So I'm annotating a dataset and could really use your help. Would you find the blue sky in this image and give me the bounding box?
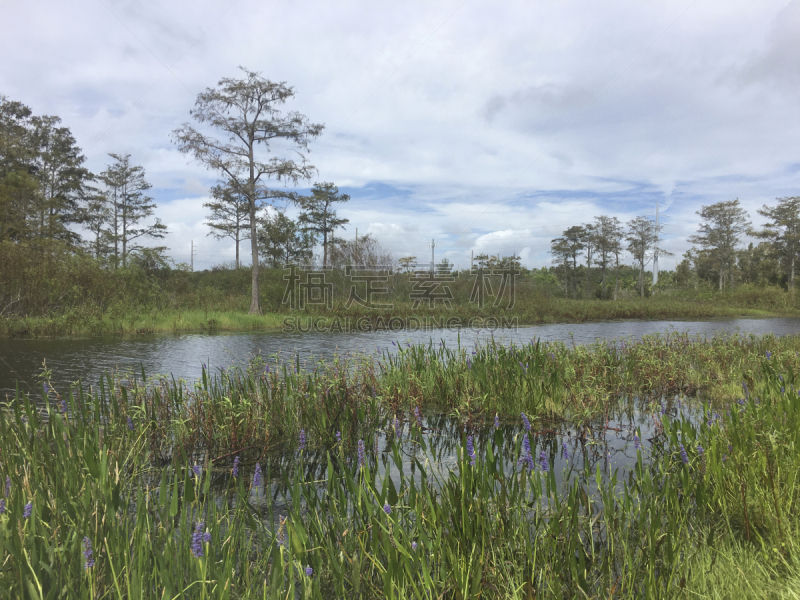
[2,0,800,270]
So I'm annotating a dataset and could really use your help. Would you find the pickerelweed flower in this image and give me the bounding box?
[660,401,666,415]
[561,441,569,460]
[0,500,5,514]
[192,464,201,478]
[539,450,549,472]
[299,429,306,450]
[60,399,67,414]
[413,406,422,428]
[82,537,95,569]
[265,364,270,374]
[4,476,9,497]
[521,413,532,432]
[466,358,472,370]
[23,502,31,518]
[191,521,209,558]
[766,350,772,359]
[335,431,341,443]
[43,383,48,394]
[394,417,402,438]
[252,462,263,489]
[494,414,500,428]
[679,444,689,465]
[383,503,392,515]
[305,566,313,576]
[634,434,641,451]
[127,416,134,431]
[358,440,365,468]
[466,436,476,466]
[232,456,240,478]
[518,434,534,472]
[411,542,418,551]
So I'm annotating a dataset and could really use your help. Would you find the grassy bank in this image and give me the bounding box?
[1,293,795,338]
[2,335,800,597]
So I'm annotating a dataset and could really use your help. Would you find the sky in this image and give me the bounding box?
[2,0,800,271]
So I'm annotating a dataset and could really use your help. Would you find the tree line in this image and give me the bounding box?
[550,197,800,299]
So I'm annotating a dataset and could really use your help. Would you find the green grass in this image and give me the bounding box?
[2,336,800,597]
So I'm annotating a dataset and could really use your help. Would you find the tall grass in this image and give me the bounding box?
[2,337,800,597]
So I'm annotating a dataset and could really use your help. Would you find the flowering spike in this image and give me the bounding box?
[299,429,306,450]
[358,440,365,468]
[679,443,689,465]
[232,456,240,478]
[466,436,476,466]
[252,462,262,489]
[539,450,549,472]
[521,413,532,432]
[383,503,391,515]
[23,502,31,518]
[83,537,95,569]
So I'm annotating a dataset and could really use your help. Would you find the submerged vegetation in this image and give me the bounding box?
[2,333,800,597]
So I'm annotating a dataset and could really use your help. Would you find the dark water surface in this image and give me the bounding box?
[2,317,799,396]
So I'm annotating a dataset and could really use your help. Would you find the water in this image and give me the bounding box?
[2,317,798,396]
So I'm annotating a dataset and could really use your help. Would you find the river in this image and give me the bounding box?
[2,317,799,396]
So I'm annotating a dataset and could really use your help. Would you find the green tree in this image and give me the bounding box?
[172,67,324,314]
[99,154,167,268]
[549,237,572,295]
[204,180,251,269]
[297,182,349,267]
[689,199,750,291]
[398,256,416,273]
[258,210,314,268]
[29,115,91,244]
[753,196,800,292]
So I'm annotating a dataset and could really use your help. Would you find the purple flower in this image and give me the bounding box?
[518,434,534,472]
[766,351,771,359]
[561,441,569,460]
[23,502,31,518]
[83,537,95,569]
[299,429,306,450]
[394,417,402,438]
[679,444,689,465]
[539,450,549,472]
[191,521,207,558]
[391,340,396,346]
[127,416,134,431]
[43,383,49,394]
[466,358,472,370]
[252,462,262,488]
[232,456,240,478]
[411,541,418,551]
[4,476,9,497]
[335,431,341,443]
[60,399,67,414]
[413,406,422,428]
[383,503,391,515]
[305,566,313,577]
[521,413,531,432]
[494,414,500,428]
[0,500,4,514]
[265,364,270,374]
[358,440,365,468]
[466,436,476,466]
[192,464,201,478]
[660,401,665,416]
[634,434,641,451]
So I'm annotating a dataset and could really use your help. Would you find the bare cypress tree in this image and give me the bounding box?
[204,180,251,269]
[593,215,623,299]
[172,68,323,314]
[626,215,669,298]
[297,182,349,267]
[99,153,167,268]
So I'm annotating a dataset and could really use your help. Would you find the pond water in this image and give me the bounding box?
[2,317,799,396]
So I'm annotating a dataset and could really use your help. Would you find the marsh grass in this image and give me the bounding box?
[1,335,800,597]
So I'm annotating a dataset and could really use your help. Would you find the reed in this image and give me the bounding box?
[1,336,800,597]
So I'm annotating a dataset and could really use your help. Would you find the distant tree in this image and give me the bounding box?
[581,223,597,298]
[172,68,324,314]
[99,153,167,268]
[296,182,349,267]
[204,180,251,269]
[753,196,800,292]
[593,215,623,299]
[549,237,572,295]
[0,95,35,179]
[562,225,586,298]
[398,256,416,273]
[626,216,661,298]
[0,171,37,242]
[29,115,91,244]
[689,199,750,291]
[78,184,112,259]
[257,210,314,268]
